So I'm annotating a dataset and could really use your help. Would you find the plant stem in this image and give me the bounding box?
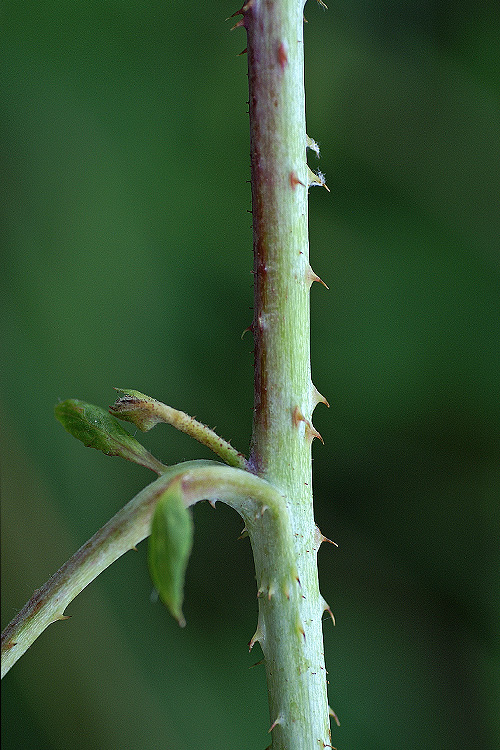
[0,461,291,679]
[240,0,332,746]
[2,5,334,746]
[109,389,248,469]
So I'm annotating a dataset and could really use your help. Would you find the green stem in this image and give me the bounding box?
[0,460,292,679]
[2,5,335,747]
[239,0,332,746]
[109,388,248,470]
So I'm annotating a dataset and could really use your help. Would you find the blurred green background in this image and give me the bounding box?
[2,1,499,748]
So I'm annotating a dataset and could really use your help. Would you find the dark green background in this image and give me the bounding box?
[2,1,499,748]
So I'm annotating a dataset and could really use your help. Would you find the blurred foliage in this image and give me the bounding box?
[1,1,499,748]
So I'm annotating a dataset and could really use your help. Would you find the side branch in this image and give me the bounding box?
[1,460,290,678]
[110,389,248,470]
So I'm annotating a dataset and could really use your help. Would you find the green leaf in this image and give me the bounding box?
[54,399,167,474]
[148,479,194,626]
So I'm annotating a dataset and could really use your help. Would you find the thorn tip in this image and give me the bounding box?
[307,166,330,191]
[312,384,330,408]
[268,714,284,733]
[322,598,336,626]
[329,706,341,726]
[306,264,329,289]
[306,134,321,157]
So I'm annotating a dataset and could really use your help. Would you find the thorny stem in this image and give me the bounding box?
[1,2,335,747]
[0,461,292,679]
[236,0,333,747]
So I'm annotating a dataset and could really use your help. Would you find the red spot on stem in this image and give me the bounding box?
[278,41,288,71]
[290,171,306,190]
